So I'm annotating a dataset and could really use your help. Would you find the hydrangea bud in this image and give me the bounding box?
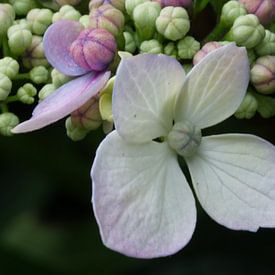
[79,15,90,28]
[27,8,53,35]
[140,39,163,53]
[152,0,192,8]
[177,36,200,59]
[247,49,256,65]
[193,41,222,65]
[71,97,102,131]
[22,35,48,69]
[156,6,190,41]
[14,19,31,30]
[0,57,19,80]
[65,117,89,141]
[30,66,49,84]
[17,83,37,104]
[55,0,81,6]
[123,32,137,53]
[10,0,37,16]
[250,55,275,94]
[239,0,274,25]
[228,14,265,48]
[133,2,161,41]
[0,73,12,101]
[0,4,15,38]
[220,0,247,28]
[235,92,258,119]
[51,69,72,88]
[125,0,150,17]
[70,28,117,72]
[52,5,81,22]
[0,112,19,136]
[255,30,275,56]
[89,4,125,37]
[38,84,56,101]
[164,42,177,58]
[89,0,125,12]
[7,25,32,55]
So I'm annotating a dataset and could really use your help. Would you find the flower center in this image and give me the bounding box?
[167,121,201,157]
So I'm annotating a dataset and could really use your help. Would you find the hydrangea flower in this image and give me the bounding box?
[91,44,275,258]
[12,20,111,133]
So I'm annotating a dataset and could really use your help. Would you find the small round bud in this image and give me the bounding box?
[250,55,275,94]
[79,15,90,28]
[30,66,49,84]
[70,28,117,72]
[239,0,274,25]
[133,2,161,41]
[167,121,202,157]
[7,25,32,55]
[164,42,177,58]
[55,0,81,6]
[156,6,190,41]
[89,5,125,37]
[193,41,222,65]
[152,0,192,8]
[11,0,37,16]
[13,19,32,30]
[38,84,56,101]
[230,14,265,48]
[235,92,258,119]
[71,97,102,131]
[125,0,150,17]
[0,112,19,136]
[65,117,89,141]
[27,8,53,35]
[0,4,15,38]
[99,93,113,122]
[255,30,275,56]
[220,0,247,28]
[17,83,37,104]
[51,69,72,88]
[52,5,81,22]
[0,57,19,79]
[123,31,137,53]
[0,73,12,101]
[140,39,163,53]
[22,35,48,69]
[89,0,125,12]
[177,36,200,59]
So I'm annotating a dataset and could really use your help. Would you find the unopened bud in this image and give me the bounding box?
[38,84,56,101]
[11,0,38,16]
[255,30,275,56]
[89,0,125,12]
[51,69,72,88]
[164,42,177,58]
[193,41,222,65]
[65,117,89,141]
[0,4,15,38]
[177,36,200,59]
[0,112,19,136]
[125,0,149,17]
[52,5,81,22]
[0,57,19,79]
[123,32,136,53]
[30,66,49,84]
[235,92,258,119]
[17,83,37,104]
[0,73,12,101]
[140,39,163,53]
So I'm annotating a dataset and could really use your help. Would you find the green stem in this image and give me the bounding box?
[0,103,8,113]
[223,29,234,41]
[2,36,11,57]
[6,95,19,103]
[203,21,228,43]
[14,73,30,80]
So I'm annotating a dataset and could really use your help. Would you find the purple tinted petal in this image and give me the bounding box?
[12,71,110,133]
[43,20,90,76]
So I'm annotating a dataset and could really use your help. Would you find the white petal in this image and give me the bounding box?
[175,43,249,129]
[186,134,275,231]
[91,131,196,258]
[113,54,185,144]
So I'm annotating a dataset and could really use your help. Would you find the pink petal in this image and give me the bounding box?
[12,71,110,133]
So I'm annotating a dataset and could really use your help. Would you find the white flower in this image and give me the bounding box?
[91,43,275,259]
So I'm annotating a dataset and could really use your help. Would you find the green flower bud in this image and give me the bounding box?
[89,0,125,12]
[0,112,19,136]
[255,30,275,56]
[27,8,53,35]
[79,15,90,28]
[125,0,149,17]
[140,39,163,54]
[133,2,161,41]
[30,66,49,84]
[220,0,247,28]
[235,92,258,119]
[51,69,72,88]
[65,117,89,141]
[17,83,37,104]
[0,73,12,101]
[253,91,275,118]
[13,19,31,30]
[10,0,38,16]
[7,25,32,55]
[89,5,125,37]
[123,31,136,53]
[247,49,256,65]
[177,36,200,59]
[0,4,15,38]
[22,35,49,69]
[99,93,113,122]
[0,57,19,79]
[52,5,81,22]
[250,55,275,94]
[164,42,177,58]
[38,84,56,101]
[228,14,265,48]
[193,41,222,65]
[100,76,115,96]
[156,6,190,41]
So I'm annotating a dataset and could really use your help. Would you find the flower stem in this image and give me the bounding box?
[6,95,19,103]
[14,73,30,80]
[0,103,8,113]
[203,21,228,43]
